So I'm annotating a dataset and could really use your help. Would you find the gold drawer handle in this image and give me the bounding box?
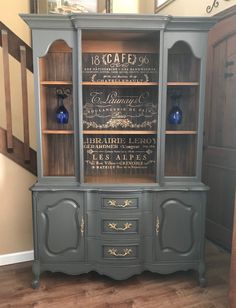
[108,248,132,257]
[107,199,133,208]
[81,218,84,237]
[108,222,132,231]
[156,216,160,235]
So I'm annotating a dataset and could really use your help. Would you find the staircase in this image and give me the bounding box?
[0,21,36,175]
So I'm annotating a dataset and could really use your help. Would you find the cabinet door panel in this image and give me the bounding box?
[161,199,194,253]
[154,192,205,261]
[36,192,84,262]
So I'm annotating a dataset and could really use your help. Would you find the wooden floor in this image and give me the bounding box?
[0,242,231,308]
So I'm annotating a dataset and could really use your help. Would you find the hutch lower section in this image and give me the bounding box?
[31,188,207,288]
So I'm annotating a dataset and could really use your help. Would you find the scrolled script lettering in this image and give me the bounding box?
[206,0,231,13]
[83,89,157,129]
[89,91,150,107]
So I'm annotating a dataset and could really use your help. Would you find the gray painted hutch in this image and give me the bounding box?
[21,13,216,288]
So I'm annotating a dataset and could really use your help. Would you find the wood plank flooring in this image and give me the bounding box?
[0,241,230,308]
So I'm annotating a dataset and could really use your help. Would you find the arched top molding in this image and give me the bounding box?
[33,29,74,58]
[165,32,208,59]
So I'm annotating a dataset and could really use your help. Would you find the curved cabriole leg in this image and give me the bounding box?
[198,261,207,288]
[32,260,41,289]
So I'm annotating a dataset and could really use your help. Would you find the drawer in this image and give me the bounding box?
[87,212,152,237]
[102,219,139,235]
[103,244,139,260]
[86,192,143,211]
[87,239,143,263]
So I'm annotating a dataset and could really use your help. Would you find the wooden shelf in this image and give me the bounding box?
[165,130,197,135]
[42,130,74,135]
[83,130,196,135]
[83,130,156,135]
[85,174,156,184]
[82,82,158,86]
[167,82,199,86]
[41,130,196,138]
[40,81,72,85]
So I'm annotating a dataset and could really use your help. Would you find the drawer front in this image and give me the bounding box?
[87,212,153,237]
[103,244,139,260]
[102,196,139,209]
[102,219,139,234]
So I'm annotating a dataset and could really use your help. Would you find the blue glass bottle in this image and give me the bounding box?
[168,93,183,125]
[56,104,69,124]
[56,89,69,124]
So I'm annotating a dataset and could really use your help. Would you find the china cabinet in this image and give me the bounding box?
[21,13,216,288]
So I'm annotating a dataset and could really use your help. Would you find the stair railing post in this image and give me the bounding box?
[20,45,30,162]
[1,29,13,151]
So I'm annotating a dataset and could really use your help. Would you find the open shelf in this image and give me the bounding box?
[39,40,75,177]
[82,82,159,86]
[83,130,156,135]
[83,130,196,135]
[84,174,156,184]
[165,134,197,176]
[165,130,197,135]
[167,82,199,86]
[42,130,74,135]
[40,81,73,85]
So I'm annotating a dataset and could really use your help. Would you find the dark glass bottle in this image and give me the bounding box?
[168,93,183,125]
[56,89,69,124]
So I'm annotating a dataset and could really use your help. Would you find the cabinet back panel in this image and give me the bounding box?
[44,87,74,130]
[166,86,199,131]
[44,53,72,81]
[82,40,159,53]
[165,135,196,176]
[168,42,200,82]
[43,134,75,176]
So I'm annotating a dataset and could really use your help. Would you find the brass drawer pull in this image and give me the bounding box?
[107,199,133,208]
[81,218,84,236]
[108,248,132,257]
[108,222,132,231]
[156,216,160,235]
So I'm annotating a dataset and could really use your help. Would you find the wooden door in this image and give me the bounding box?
[203,8,236,250]
[229,190,236,307]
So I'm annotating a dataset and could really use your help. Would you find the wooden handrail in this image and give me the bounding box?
[0,21,33,73]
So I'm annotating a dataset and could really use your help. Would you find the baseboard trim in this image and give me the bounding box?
[0,250,34,266]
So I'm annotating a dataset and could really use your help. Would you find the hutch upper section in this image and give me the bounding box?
[21,14,216,187]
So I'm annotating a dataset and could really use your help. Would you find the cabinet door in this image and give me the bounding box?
[153,192,205,261]
[35,192,84,262]
[162,32,208,182]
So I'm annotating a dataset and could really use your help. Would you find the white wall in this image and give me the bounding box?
[0,0,36,256]
[0,154,35,254]
[113,0,155,13]
[155,0,235,16]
